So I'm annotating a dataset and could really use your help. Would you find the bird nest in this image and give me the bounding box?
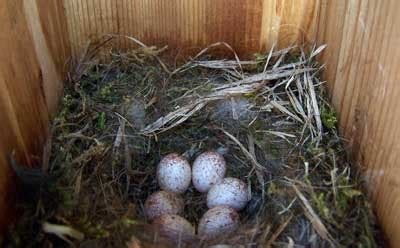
[3,37,385,247]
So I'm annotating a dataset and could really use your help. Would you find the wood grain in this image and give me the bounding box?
[318,0,400,245]
[0,0,69,232]
[63,0,320,58]
[24,0,70,114]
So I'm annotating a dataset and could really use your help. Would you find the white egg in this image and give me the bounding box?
[198,206,239,239]
[207,177,250,210]
[153,214,195,242]
[144,191,184,220]
[157,153,191,194]
[192,151,226,192]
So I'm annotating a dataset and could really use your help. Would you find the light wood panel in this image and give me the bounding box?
[317,0,400,246]
[63,0,320,58]
[0,0,69,232]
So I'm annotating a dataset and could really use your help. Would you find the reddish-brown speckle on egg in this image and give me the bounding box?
[157,153,191,194]
[192,151,227,193]
[144,191,184,220]
[198,206,239,239]
[153,214,196,242]
[207,177,250,210]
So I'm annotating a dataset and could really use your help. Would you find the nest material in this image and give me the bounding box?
[3,38,385,248]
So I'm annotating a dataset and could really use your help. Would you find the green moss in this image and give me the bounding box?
[56,94,74,122]
[321,105,338,129]
[97,112,106,130]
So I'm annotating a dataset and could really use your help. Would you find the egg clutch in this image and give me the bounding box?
[144,151,251,241]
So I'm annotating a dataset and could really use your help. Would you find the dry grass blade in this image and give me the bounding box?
[42,222,84,242]
[286,87,307,120]
[248,134,265,197]
[140,82,266,135]
[270,101,303,123]
[262,43,275,73]
[193,60,257,69]
[140,101,207,135]
[172,42,244,75]
[109,34,170,74]
[215,68,314,90]
[305,72,323,143]
[258,130,296,143]
[113,118,125,150]
[292,185,336,247]
[265,215,293,247]
[255,45,297,60]
[309,44,327,60]
[219,129,265,190]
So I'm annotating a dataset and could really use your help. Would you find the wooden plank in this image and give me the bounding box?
[23,0,66,114]
[317,0,400,246]
[0,0,47,231]
[0,0,69,232]
[276,0,320,48]
[62,0,320,58]
[316,0,347,95]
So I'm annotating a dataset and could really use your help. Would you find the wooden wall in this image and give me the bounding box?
[317,0,400,245]
[0,0,69,232]
[1,0,400,246]
[63,0,320,57]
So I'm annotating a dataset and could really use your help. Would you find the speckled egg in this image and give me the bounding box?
[198,206,239,239]
[157,153,191,194]
[153,214,196,242]
[207,177,250,210]
[192,151,227,193]
[144,191,184,220]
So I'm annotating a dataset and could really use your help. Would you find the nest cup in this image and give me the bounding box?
[4,38,385,248]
